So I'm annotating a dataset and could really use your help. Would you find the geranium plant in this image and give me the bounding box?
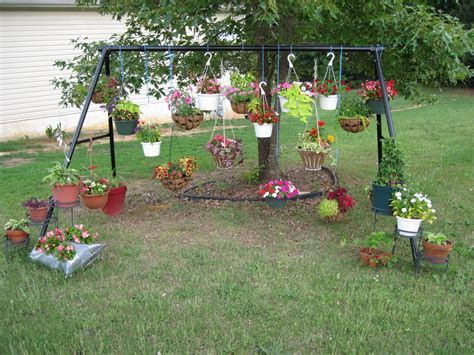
[315,79,350,96]
[166,88,202,116]
[135,121,161,143]
[80,176,110,196]
[327,188,355,213]
[195,77,222,94]
[248,97,279,125]
[206,134,243,168]
[391,187,436,223]
[296,121,335,154]
[258,180,299,199]
[64,224,99,245]
[154,157,198,180]
[358,80,398,101]
[35,228,76,261]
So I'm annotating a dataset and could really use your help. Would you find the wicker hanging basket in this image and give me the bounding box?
[230,101,250,114]
[297,149,327,171]
[160,176,189,192]
[211,151,238,169]
[91,91,104,104]
[339,117,370,133]
[172,113,204,131]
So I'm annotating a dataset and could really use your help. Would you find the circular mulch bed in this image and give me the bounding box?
[181,166,337,202]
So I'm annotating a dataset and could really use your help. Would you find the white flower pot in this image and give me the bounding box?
[396,216,422,237]
[278,96,289,113]
[197,93,220,111]
[253,123,273,138]
[319,94,339,111]
[141,141,161,157]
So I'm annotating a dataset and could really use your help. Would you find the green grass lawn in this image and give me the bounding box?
[0,88,473,353]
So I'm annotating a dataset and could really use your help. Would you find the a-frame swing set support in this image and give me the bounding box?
[40,44,396,237]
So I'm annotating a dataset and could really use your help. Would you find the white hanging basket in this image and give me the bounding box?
[278,96,289,113]
[141,142,161,157]
[319,94,339,111]
[197,93,220,111]
[253,123,273,138]
[396,216,422,237]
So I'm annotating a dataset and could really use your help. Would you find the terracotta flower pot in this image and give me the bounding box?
[323,212,345,223]
[82,193,109,209]
[5,229,28,244]
[422,240,452,264]
[359,248,372,266]
[172,113,204,130]
[297,149,327,171]
[339,117,370,133]
[230,101,250,114]
[160,176,189,192]
[28,206,49,223]
[52,183,80,207]
[102,185,127,216]
[369,251,393,268]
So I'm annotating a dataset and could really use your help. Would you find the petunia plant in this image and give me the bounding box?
[390,186,436,222]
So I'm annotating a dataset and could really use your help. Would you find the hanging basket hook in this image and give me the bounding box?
[287,53,296,69]
[327,52,335,67]
[259,81,267,96]
[204,52,212,67]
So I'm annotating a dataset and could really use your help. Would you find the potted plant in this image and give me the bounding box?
[371,138,405,215]
[223,72,256,114]
[43,162,81,207]
[195,77,222,111]
[422,232,452,264]
[337,95,371,133]
[315,79,350,111]
[166,88,204,130]
[111,100,140,135]
[359,231,395,268]
[91,76,120,105]
[206,134,243,169]
[296,121,335,171]
[154,156,198,192]
[258,179,299,209]
[319,188,355,222]
[80,175,110,210]
[22,197,49,223]
[391,187,436,237]
[271,81,293,113]
[4,218,30,244]
[278,82,314,123]
[248,97,279,138]
[135,121,162,157]
[102,175,127,217]
[358,80,397,114]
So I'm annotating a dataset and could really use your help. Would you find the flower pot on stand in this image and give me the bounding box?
[172,113,204,130]
[254,123,273,138]
[396,216,422,237]
[113,120,138,136]
[5,230,29,244]
[372,184,394,216]
[278,96,289,113]
[367,99,386,115]
[230,101,249,114]
[265,198,287,209]
[297,149,326,171]
[27,206,49,223]
[82,193,109,210]
[422,240,452,263]
[141,142,161,157]
[197,94,220,111]
[319,95,339,110]
[102,185,127,216]
[52,183,80,207]
[339,118,370,133]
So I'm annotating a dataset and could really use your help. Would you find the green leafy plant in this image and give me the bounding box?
[4,218,30,233]
[111,100,140,121]
[45,125,54,140]
[223,72,256,103]
[338,95,371,122]
[424,232,450,245]
[280,83,313,123]
[361,231,397,267]
[243,167,260,185]
[109,175,126,188]
[42,162,80,186]
[135,122,161,143]
[373,138,406,187]
[318,199,339,218]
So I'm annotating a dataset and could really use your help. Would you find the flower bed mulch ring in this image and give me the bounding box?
[181,167,337,202]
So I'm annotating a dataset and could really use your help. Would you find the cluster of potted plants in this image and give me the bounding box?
[258,179,299,209]
[359,231,396,268]
[318,187,355,223]
[296,121,335,171]
[206,134,243,169]
[154,156,198,191]
[338,95,371,133]
[195,76,222,112]
[166,88,204,130]
[358,79,398,114]
[135,120,162,157]
[222,72,256,114]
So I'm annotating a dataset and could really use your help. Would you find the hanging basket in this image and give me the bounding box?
[114,120,138,136]
[297,149,327,171]
[82,193,109,210]
[339,117,371,133]
[319,94,339,111]
[211,151,238,169]
[141,142,161,157]
[197,94,220,111]
[172,113,204,130]
[367,99,386,115]
[91,91,104,104]
[230,101,250,114]
[278,96,289,113]
[253,123,273,138]
[160,176,189,192]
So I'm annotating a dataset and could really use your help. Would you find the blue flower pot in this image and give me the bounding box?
[113,119,138,136]
[265,198,288,209]
[367,99,387,115]
[372,183,394,216]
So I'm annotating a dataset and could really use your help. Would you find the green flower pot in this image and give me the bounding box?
[372,183,394,216]
[265,198,288,209]
[114,119,138,136]
[367,99,387,115]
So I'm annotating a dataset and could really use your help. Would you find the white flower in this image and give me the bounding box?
[432,209,436,213]
[263,192,269,198]
[403,187,407,191]
[272,193,277,198]
[395,192,402,200]
[411,198,416,203]
[427,202,432,208]
[402,208,407,213]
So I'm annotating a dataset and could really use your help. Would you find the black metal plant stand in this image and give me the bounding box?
[392,226,423,272]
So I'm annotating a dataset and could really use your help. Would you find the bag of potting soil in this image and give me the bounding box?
[29,243,105,278]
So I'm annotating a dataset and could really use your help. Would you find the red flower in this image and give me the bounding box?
[89,165,97,170]
[318,120,325,128]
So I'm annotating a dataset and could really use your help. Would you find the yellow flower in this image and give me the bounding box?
[327,134,335,143]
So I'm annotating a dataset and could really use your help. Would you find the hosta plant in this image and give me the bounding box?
[43,162,80,186]
[4,218,30,233]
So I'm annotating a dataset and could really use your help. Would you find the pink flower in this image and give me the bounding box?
[73,236,80,243]
[57,245,64,252]
[82,231,89,238]
[185,96,192,105]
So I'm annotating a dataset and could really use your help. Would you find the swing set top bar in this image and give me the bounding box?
[100,44,383,53]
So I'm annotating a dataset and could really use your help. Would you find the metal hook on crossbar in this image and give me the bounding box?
[327,52,335,67]
[287,53,296,69]
[204,52,212,66]
[259,81,267,96]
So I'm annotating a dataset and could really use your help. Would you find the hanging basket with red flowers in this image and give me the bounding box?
[358,80,398,115]
[248,97,279,138]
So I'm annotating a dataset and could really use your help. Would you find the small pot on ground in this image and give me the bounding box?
[359,248,372,266]
[265,198,288,209]
[422,233,452,263]
[172,113,204,130]
[102,185,127,216]
[23,198,49,223]
[4,218,30,245]
[323,212,345,223]
[5,230,28,244]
